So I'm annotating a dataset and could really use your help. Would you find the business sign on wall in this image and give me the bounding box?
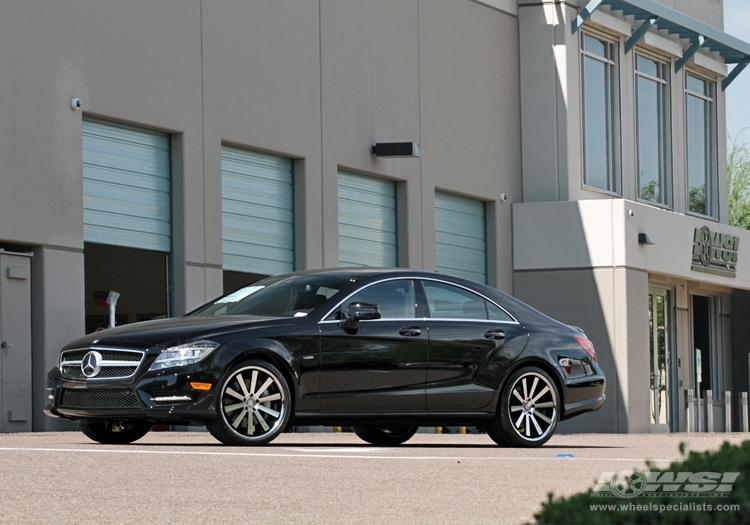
[691,226,739,278]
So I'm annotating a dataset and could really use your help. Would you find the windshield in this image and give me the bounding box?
[189,274,357,317]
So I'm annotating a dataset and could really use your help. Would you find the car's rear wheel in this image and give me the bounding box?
[352,425,419,446]
[488,366,560,447]
[207,360,291,446]
[77,420,151,444]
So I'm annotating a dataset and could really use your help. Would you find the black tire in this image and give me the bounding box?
[207,360,291,446]
[352,425,419,446]
[488,366,560,447]
[77,421,151,444]
[485,424,510,447]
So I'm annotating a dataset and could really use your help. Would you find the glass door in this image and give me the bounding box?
[649,287,673,432]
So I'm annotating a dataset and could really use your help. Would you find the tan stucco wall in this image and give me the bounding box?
[0,0,522,429]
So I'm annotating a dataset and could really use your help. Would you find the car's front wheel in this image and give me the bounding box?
[352,425,419,446]
[207,360,291,446]
[488,366,560,447]
[77,420,151,444]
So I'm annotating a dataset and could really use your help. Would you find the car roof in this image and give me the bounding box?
[287,267,438,279]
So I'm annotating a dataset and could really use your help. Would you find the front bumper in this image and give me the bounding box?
[44,365,219,425]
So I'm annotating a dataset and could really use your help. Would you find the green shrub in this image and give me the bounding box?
[532,440,750,524]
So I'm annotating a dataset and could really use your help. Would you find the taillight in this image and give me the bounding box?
[574,335,597,361]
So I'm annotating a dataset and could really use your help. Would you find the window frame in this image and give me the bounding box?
[684,72,718,219]
[322,278,419,322]
[580,30,622,195]
[635,52,672,208]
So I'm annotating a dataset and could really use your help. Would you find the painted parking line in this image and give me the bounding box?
[283,447,391,453]
[0,446,675,464]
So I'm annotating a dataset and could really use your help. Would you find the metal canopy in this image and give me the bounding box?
[572,0,750,89]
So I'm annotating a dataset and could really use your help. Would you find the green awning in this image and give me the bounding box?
[573,0,750,89]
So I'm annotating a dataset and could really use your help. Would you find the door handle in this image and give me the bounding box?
[399,326,422,337]
[484,329,505,340]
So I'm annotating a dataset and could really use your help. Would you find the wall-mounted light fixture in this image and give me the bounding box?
[638,233,654,245]
[371,142,420,158]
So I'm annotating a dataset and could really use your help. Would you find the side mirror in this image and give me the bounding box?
[341,302,381,333]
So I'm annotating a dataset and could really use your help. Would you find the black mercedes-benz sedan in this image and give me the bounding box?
[45,268,605,447]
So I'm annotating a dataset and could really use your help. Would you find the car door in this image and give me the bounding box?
[421,279,528,411]
[317,278,427,413]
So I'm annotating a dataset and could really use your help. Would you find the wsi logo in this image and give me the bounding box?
[592,471,740,498]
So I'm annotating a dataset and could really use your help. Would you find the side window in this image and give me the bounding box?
[487,302,513,322]
[329,279,416,320]
[423,281,512,322]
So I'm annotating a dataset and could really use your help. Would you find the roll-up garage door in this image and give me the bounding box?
[82,118,171,252]
[338,171,397,267]
[221,146,294,275]
[435,191,487,283]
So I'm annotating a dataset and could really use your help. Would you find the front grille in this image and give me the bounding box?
[60,347,146,380]
[60,388,141,409]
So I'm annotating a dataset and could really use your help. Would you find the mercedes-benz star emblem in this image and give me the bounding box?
[81,350,103,378]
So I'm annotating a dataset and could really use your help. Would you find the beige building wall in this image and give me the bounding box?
[0,0,521,429]
[513,199,750,431]
[515,0,745,432]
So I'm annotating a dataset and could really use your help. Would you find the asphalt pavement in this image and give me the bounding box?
[0,430,746,524]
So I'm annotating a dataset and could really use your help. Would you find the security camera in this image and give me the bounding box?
[71,98,82,110]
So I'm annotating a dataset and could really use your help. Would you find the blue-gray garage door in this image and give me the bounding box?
[338,171,397,267]
[221,146,294,275]
[82,118,171,252]
[435,191,487,283]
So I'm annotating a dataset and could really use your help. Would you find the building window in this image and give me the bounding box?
[636,54,671,206]
[581,32,620,194]
[685,74,717,217]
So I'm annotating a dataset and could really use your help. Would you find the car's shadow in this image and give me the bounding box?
[79,439,625,450]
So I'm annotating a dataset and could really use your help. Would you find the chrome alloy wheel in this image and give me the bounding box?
[507,370,558,442]
[208,361,291,445]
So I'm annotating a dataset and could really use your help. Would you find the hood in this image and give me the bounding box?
[63,314,288,350]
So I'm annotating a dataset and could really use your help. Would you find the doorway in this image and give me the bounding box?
[84,243,169,332]
[648,286,674,432]
[691,294,719,402]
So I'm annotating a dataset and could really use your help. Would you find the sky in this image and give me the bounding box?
[723,0,750,145]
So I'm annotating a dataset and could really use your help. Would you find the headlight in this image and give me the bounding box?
[149,340,220,371]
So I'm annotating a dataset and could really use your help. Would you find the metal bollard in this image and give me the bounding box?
[686,389,694,432]
[706,390,713,433]
[725,391,732,433]
[743,392,749,433]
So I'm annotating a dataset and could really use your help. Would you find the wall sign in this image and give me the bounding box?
[691,226,739,277]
